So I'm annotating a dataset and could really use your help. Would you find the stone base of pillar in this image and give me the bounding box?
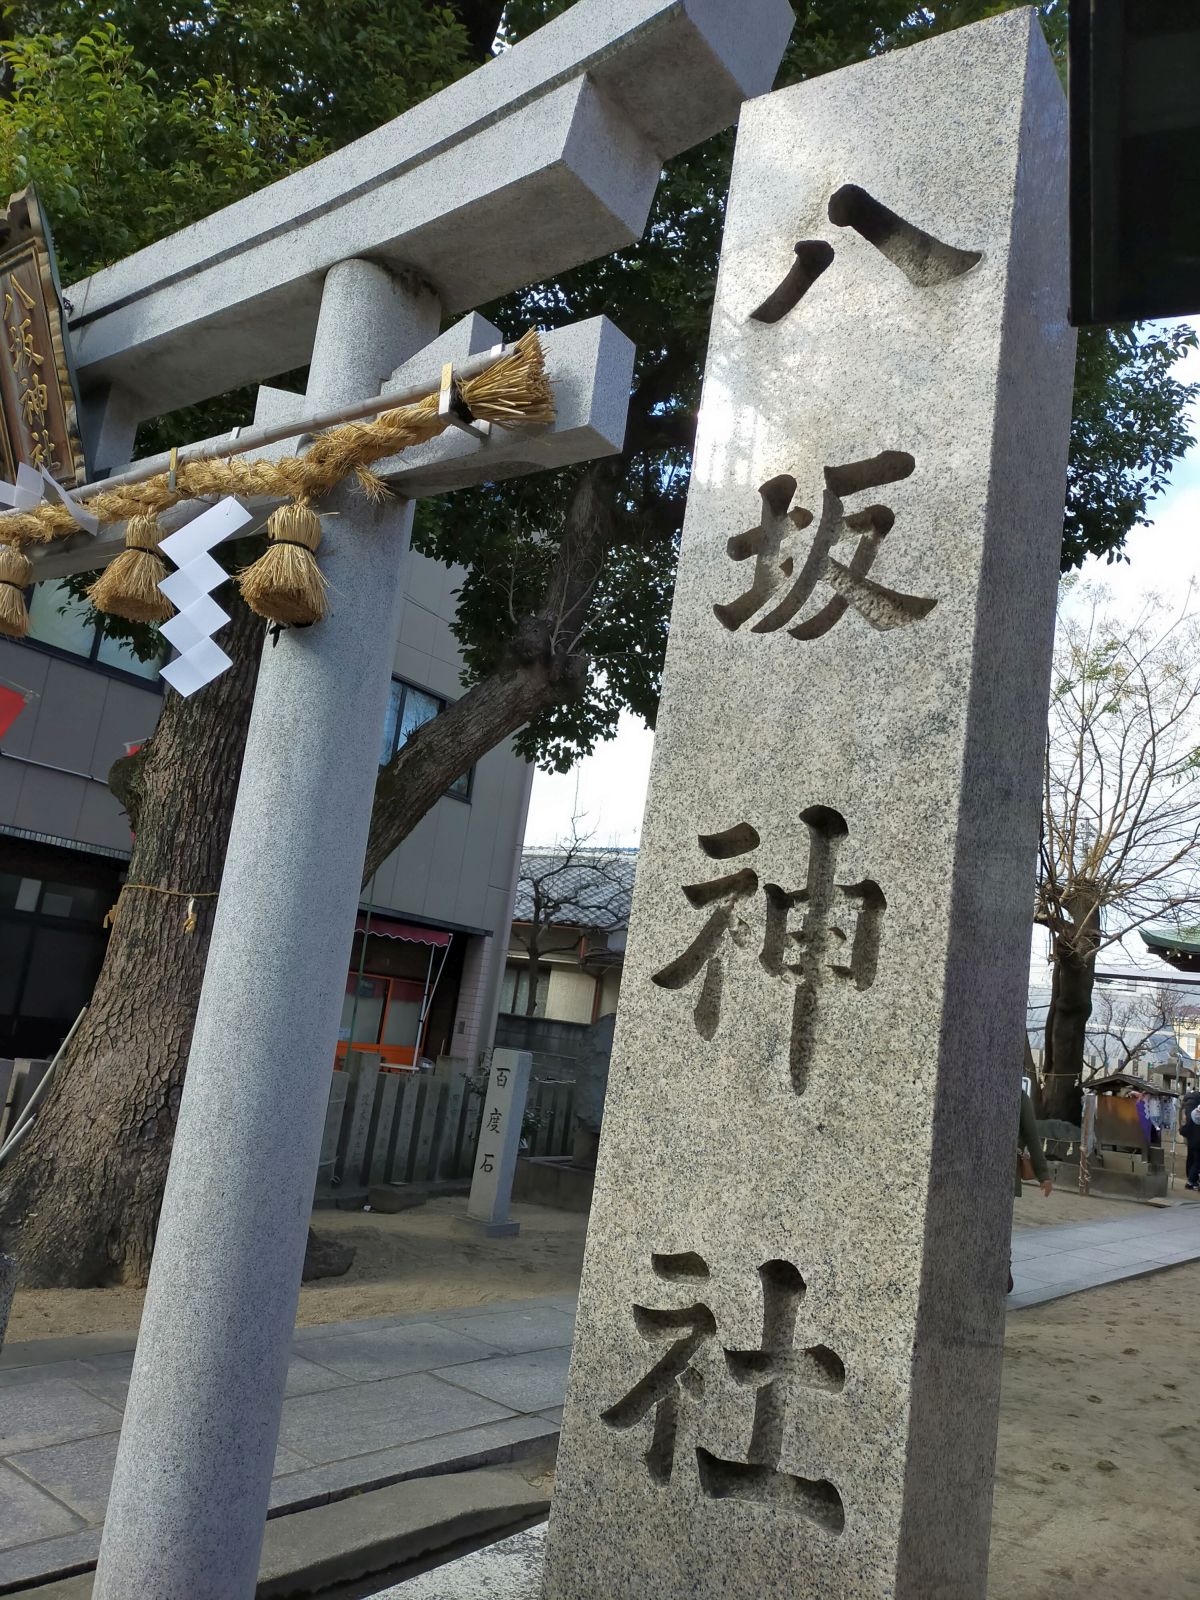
[455,1215,521,1239]
[386,1522,546,1598]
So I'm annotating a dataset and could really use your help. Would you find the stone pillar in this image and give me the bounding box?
[78,380,141,474]
[463,1048,531,1237]
[452,753,536,1069]
[93,260,439,1600]
[543,15,1074,1600]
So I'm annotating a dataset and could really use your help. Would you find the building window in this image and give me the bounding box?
[500,962,548,1017]
[25,579,165,684]
[0,855,120,1058]
[379,677,472,801]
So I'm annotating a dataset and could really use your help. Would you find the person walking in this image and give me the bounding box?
[1009,1044,1053,1294]
[1017,1087,1053,1202]
[1181,1088,1200,1192]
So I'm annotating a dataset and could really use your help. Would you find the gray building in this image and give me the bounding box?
[1027,975,1198,1093]
[0,554,532,1069]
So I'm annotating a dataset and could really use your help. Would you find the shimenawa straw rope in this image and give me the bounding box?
[0,332,553,549]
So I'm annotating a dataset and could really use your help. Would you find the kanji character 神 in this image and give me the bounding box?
[652,813,885,1092]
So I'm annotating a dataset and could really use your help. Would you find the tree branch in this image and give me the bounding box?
[441,0,506,60]
[362,460,621,882]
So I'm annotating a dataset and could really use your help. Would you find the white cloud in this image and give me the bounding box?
[523,710,655,848]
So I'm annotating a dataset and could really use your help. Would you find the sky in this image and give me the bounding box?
[1046,329,1200,983]
[526,325,1200,878]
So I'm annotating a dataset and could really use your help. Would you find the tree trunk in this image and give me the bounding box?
[362,463,614,880]
[0,462,617,1286]
[364,656,570,881]
[0,596,264,1286]
[525,936,542,1017]
[1041,905,1101,1124]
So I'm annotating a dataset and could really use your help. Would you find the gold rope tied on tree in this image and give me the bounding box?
[0,331,554,553]
[0,541,31,638]
[239,502,327,626]
[103,881,219,934]
[85,514,174,623]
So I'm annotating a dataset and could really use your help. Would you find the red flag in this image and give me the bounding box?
[0,683,27,739]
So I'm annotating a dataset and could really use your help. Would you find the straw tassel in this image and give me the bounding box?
[457,329,553,425]
[0,542,31,638]
[86,514,174,623]
[238,502,327,627]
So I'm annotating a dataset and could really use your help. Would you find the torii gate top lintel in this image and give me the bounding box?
[67,0,793,421]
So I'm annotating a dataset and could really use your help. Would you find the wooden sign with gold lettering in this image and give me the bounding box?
[0,188,86,487]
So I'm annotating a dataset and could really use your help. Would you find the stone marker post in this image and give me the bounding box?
[543,14,1075,1600]
[464,1048,532,1237]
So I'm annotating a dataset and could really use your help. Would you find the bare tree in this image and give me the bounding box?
[511,814,632,1017]
[1083,984,1188,1076]
[1038,587,1200,1119]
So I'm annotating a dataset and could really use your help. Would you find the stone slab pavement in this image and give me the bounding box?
[0,1296,574,1593]
[5,1208,1200,1595]
[1008,1202,1200,1309]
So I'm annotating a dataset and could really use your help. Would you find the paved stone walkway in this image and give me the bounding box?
[0,1297,573,1592]
[5,1207,1200,1594]
[1008,1204,1200,1309]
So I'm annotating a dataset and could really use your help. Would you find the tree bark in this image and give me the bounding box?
[0,460,619,1286]
[524,935,542,1017]
[0,597,264,1286]
[1041,901,1101,1124]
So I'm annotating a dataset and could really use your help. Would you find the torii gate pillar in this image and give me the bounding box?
[92,262,438,1600]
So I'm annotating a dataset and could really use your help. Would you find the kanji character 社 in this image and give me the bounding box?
[602,1252,846,1531]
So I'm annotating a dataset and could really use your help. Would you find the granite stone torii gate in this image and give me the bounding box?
[20,4,793,1597]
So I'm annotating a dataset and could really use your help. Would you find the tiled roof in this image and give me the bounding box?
[513,846,637,929]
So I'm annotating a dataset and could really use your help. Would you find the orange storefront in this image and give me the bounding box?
[335,913,457,1072]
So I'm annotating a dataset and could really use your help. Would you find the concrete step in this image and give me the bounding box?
[18,1467,550,1600]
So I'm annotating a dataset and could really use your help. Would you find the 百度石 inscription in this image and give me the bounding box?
[602,1252,846,1532]
[651,811,885,1092]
